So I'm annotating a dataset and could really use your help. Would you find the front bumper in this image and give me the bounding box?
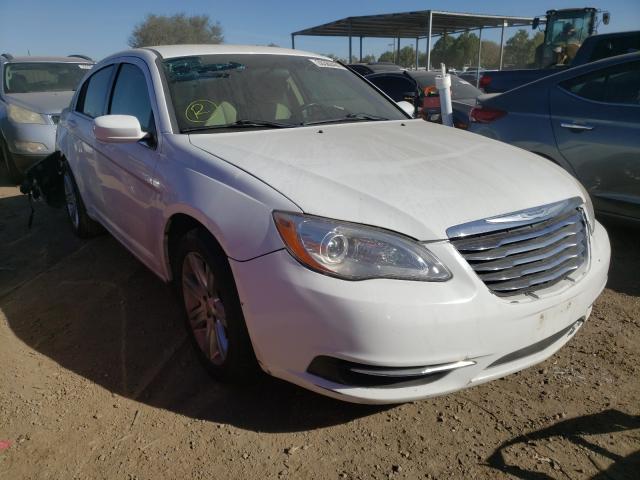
[231,222,610,404]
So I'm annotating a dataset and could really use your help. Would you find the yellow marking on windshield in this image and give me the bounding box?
[185,100,217,123]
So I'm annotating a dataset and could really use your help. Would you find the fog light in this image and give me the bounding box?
[14,141,48,154]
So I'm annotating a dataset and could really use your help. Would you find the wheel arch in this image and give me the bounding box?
[163,209,226,283]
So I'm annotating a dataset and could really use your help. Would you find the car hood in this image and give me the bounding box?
[5,91,74,114]
[189,120,583,240]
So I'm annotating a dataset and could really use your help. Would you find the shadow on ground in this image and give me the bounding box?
[1,167,638,434]
[0,176,389,433]
[487,409,640,479]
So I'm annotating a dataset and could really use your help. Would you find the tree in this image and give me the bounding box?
[361,54,376,63]
[128,13,223,48]
[503,29,544,68]
[378,50,395,63]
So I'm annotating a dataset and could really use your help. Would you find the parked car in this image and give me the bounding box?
[53,45,609,404]
[0,53,93,182]
[469,52,640,224]
[366,70,482,128]
[347,62,403,76]
[458,67,487,86]
[480,30,640,93]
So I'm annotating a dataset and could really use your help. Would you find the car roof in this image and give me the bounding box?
[2,56,93,63]
[141,44,329,60]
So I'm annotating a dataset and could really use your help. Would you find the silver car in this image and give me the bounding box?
[468,52,640,224]
[0,54,93,182]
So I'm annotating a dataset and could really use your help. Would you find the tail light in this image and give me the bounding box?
[479,75,492,90]
[470,105,507,123]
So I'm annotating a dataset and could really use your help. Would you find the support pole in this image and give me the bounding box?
[499,21,507,70]
[395,37,400,64]
[426,11,433,70]
[415,37,419,70]
[348,21,352,63]
[476,28,483,88]
[291,34,295,49]
[359,36,363,62]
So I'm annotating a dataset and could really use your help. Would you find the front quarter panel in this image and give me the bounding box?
[155,134,299,278]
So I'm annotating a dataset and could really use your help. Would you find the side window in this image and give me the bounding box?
[604,65,640,105]
[76,65,114,118]
[560,61,640,105]
[109,63,155,134]
[368,76,416,102]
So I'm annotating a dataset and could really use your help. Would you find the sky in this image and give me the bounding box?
[1,1,638,61]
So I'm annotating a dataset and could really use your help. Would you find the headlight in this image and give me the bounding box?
[274,211,452,281]
[7,104,47,124]
[575,181,595,234]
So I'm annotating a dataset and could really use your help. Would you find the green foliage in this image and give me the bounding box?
[375,47,425,68]
[429,32,502,69]
[378,51,395,63]
[128,13,223,48]
[503,29,544,68]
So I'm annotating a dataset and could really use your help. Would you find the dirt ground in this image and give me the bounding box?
[1,175,638,480]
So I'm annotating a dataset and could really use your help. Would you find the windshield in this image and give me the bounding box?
[162,54,407,133]
[3,62,92,94]
[546,11,593,46]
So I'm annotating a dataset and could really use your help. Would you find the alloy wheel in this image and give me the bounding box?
[63,172,79,230]
[181,252,229,365]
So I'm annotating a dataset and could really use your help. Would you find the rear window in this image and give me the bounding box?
[3,62,92,94]
[560,61,640,105]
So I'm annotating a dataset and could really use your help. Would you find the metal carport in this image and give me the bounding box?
[291,10,537,75]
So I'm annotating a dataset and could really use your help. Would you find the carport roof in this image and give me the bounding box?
[292,10,536,38]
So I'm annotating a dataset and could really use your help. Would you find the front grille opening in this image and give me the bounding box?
[307,356,474,388]
[449,200,589,297]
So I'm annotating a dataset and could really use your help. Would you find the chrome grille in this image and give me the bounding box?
[447,197,589,296]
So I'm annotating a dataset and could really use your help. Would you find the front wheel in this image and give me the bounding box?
[174,229,258,382]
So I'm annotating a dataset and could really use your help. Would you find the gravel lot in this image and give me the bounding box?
[1,176,638,479]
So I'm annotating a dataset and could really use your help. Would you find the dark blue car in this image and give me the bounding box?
[469,52,640,224]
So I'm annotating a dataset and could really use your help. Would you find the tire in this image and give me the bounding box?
[174,229,258,382]
[0,136,22,185]
[62,162,102,238]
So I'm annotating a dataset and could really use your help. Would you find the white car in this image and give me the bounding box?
[56,45,610,404]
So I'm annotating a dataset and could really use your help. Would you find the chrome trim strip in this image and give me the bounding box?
[452,215,581,252]
[473,240,584,272]
[446,197,583,239]
[349,360,476,378]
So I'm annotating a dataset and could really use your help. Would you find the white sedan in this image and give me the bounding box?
[56,45,610,404]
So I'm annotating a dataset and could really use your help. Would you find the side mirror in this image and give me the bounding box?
[532,17,540,30]
[93,115,146,143]
[396,101,415,117]
[602,12,610,25]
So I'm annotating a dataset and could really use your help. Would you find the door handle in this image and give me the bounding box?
[560,122,593,131]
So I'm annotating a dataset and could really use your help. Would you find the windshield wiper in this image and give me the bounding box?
[303,113,390,126]
[183,119,295,133]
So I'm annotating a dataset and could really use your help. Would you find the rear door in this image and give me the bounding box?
[550,59,640,220]
[66,64,116,215]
